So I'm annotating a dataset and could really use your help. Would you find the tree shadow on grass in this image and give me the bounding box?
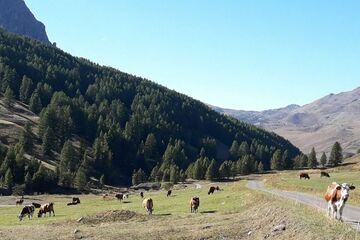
[156,213,172,216]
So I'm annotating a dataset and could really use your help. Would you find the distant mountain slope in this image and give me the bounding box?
[0,0,50,44]
[213,88,360,155]
[0,29,300,185]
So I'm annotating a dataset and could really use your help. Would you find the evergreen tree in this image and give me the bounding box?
[239,141,250,157]
[320,152,327,167]
[19,76,33,103]
[24,171,32,188]
[19,122,33,152]
[4,87,14,107]
[219,161,231,179]
[258,162,264,173]
[329,142,343,166]
[4,168,13,190]
[300,154,308,168]
[308,147,318,168]
[29,91,42,114]
[75,166,88,191]
[229,140,239,159]
[205,159,217,181]
[149,165,159,182]
[42,127,56,155]
[169,165,179,184]
[271,149,283,170]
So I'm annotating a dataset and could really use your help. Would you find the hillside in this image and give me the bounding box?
[0,0,50,44]
[0,29,300,190]
[213,88,360,155]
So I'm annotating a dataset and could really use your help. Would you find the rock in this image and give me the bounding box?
[272,224,286,232]
[247,230,253,236]
[77,217,84,223]
[0,0,50,44]
[131,182,161,190]
[74,229,80,234]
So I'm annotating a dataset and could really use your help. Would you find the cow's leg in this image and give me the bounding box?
[327,202,331,217]
[339,205,344,222]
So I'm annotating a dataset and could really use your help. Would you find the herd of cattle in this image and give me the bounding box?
[15,174,356,222]
[16,186,222,221]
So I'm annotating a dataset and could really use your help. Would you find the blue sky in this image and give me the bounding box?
[26,0,360,111]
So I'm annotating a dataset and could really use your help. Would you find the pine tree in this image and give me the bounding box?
[24,171,32,189]
[19,122,33,152]
[4,168,13,190]
[42,127,56,155]
[308,147,318,168]
[205,159,217,181]
[320,152,327,167]
[149,165,159,182]
[29,91,42,114]
[4,87,14,107]
[169,165,179,184]
[258,162,264,173]
[329,142,343,166]
[19,76,33,103]
[75,166,88,191]
[229,140,239,159]
[271,150,283,170]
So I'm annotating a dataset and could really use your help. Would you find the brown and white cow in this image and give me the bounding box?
[38,202,55,217]
[115,193,123,201]
[299,173,310,180]
[142,198,153,215]
[32,202,41,208]
[18,205,35,221]
[190,197,200,213]
[167,190,172,197]
[324,182,355,221]
[208,186,216,195]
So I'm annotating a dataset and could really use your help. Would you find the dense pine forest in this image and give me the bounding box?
[0,29,301,193]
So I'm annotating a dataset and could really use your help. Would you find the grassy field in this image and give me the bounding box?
[0,181,358,240]
[263,155,360,206]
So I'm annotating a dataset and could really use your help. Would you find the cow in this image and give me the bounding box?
[142,198,153,215]
[15,199,24,205]
[167,190,172,197]
[32,202,41,208]
[115,193,123,201]
[299,173,310,180]
[208,186,216,195]
[140,192,144,198]
[102,193,108,200]
[325,182,355,221]
[190,197,200,213]
[18,205,35,221]
[38,202,55,217]
[215,186,220,191]
[72,197,81,204]
[320,171,330,178]
[123,193,129,199]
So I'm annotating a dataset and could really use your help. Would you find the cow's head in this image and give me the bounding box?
[340,183,356,202]
[18,214,24,221]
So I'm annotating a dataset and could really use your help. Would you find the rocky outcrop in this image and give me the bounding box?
[0,0,50,43]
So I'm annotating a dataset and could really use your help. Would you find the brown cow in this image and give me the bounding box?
[190,197,200,213]
[18,205,35,221]
[38,202,55,217]
[102,193,108,200]
[325,182,355,221]
[115,193,123,201]
[142,198,153,215]
[15,199,24,205]
[208,186,216,195]
[32,202,41,208]
[72,197,81,204]
[299,173,310,180]
[167,190,172,197]
[215,186,220,191]
[320,171,330,178]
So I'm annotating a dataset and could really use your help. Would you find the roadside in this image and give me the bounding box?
[247,180,360,230]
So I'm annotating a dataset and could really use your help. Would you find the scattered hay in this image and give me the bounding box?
[80,210,146,224]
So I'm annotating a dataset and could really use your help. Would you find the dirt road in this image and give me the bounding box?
[247,180,360,229]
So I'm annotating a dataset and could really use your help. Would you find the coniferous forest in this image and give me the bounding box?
[0,29,301,192]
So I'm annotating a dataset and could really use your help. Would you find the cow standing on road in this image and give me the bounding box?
[325,182,355,221]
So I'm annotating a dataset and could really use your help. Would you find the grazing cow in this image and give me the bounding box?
[208,186,216,195]
[102,193,108,200]
[140,192,144,198]
[122,193,129,199]
[320,171,330,178]
[142,198,153,215]
[15,199,24,205]
[190,197,200,213]
[115,193,123,201]
[72,197,81,204]
[18,205,35,221]
[32,202,41,208]
[38,202,55,217]
[299,173,310,180]
[325,182,355,221]
[167,190,172,197]
[215,186,220,191]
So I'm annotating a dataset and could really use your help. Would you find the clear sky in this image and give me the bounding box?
[25,0,360,111]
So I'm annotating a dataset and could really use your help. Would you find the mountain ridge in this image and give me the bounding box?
[0,0,50,44]
[212,87,360,155]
